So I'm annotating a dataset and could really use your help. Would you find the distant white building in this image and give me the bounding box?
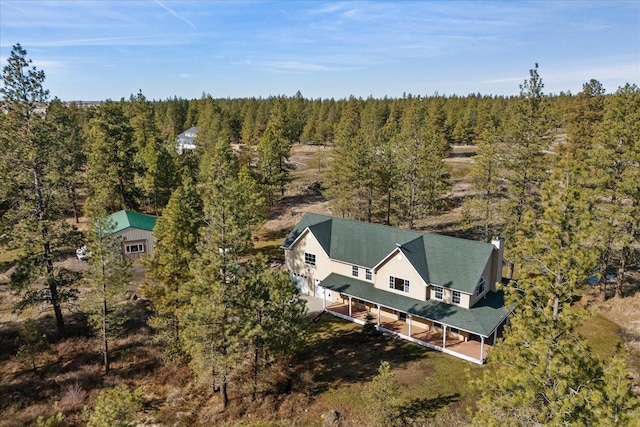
[176,126,198,153]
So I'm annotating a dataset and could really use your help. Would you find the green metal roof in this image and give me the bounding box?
[321,273,511,337]
[107,210,157,233]
[282,213,495,294]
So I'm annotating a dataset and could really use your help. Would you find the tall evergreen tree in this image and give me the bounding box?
[463,122,506,242]
[85,100,140,217]
[565,79,606,159]
[499,64,553,273]
[472,153,638,425]
[326,97,376,220]
[85,215,131,373]
[590,84,640,298]
[0,44,79,336]
[257,100,294,205]
[395,97,451,229]
[237,255,307,400]
[143,172,203,360]
[128,91,177,214]
[180,136,265,408]
[47,99,86,223]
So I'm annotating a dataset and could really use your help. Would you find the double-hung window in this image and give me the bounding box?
[434,286,443,300]
[352,266,359,277]
[452,290,461,304]
[365,269,372,280]
[304,252,316,266]
[389,276,410,293]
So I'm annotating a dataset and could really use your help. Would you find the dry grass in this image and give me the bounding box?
[0,142,637,425]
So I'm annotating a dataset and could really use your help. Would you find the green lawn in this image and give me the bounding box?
[577,312,624,359]
[299,315,486,425]
[297,308,625,426]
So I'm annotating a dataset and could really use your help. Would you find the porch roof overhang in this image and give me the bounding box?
[320,273,512,337]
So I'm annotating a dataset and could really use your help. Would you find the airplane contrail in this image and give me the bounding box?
[154,0,197,30]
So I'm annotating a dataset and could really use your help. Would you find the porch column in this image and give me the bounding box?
[348,296,352,318]
[377,305,381,326]
[322,287,326,309]
[480,336,485,361]
[493,329,497,345]
[442,325,447,349]
[408,315,412,337]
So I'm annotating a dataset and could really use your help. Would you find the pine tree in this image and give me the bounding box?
[143,172,203,360]
[85,215,131,373]
[589,84,640,298]
[47,99,86,223]
[462,122,505,242]
[88,385,143,427]
[395,97,451,229]
[85,100,140,217]
[325,97,392,222]
[472,152,638,426]
[499,64,553,273]
[237,255,307,400]
[257,100,294,205]
[128,91,177,214]
[0,44,79,336]
[565,79,606,159]
[364,361,401,427]
[180,135,265,408]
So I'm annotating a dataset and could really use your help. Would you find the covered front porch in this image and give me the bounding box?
[326,301,492,364]
[317,273,511,365]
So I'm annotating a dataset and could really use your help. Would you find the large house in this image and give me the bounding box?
[282,213,512,364]
[106,210,158,260]
[176,126,198,154]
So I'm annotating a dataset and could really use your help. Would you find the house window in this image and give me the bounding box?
[476,277,486,297]
[434,286,443,300]
[304,252,316,266]
[365,269,372,280]
[125,243,144,254]
[389,276,410,293]
[352,266,359,277]
[450,327,460,334]
[452,290,461,304]
[398,312,407,322]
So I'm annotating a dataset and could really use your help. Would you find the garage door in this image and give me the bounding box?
[290,272,308,295]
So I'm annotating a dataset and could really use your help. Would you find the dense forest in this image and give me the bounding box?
[1,43,639,425]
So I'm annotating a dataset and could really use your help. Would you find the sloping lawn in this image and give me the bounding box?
[294,314,488,426]
[295,310,626,426]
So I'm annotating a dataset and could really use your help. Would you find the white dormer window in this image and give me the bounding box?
[352,266,359,277]
[365,269,372,280]
[475,277,486,297]
[434,286,443,300]
[452,290,461,304]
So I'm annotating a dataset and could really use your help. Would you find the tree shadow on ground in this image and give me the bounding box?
[294,314,431,394]
[397,393,460,424]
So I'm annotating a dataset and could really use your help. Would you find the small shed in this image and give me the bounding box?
[107,210,158,260]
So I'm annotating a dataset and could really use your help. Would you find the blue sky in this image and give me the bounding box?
[1,1,638,101]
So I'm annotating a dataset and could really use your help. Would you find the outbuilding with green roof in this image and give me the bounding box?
[106,210,158,260]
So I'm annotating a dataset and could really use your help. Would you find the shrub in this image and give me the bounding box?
[87,384,143,427]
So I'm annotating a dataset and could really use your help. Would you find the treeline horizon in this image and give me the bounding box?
[57,85,622,148]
